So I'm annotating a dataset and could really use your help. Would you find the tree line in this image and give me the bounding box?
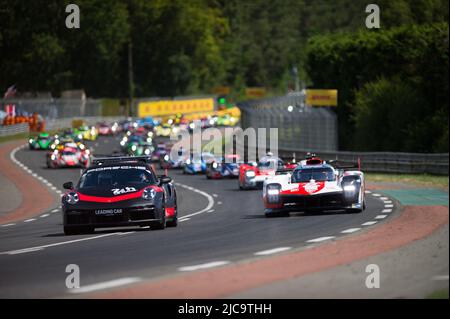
[0,0,448,151]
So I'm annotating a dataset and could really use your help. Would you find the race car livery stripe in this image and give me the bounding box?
[76,186,163,203]
[280,181,326,195]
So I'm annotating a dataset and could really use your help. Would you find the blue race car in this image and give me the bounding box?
[206,154,242,179]
[183,152,216,175]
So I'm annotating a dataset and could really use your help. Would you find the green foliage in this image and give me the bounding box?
[306,23,449,152]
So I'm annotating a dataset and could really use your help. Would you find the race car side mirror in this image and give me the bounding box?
[159,176,172,184]
[63,182,73,190]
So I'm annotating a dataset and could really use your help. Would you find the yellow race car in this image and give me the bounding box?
[77,125,98,141]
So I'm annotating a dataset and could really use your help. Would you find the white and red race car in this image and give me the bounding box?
[238,153,297,190]
[262,156,365,217]
[47,143,91,168]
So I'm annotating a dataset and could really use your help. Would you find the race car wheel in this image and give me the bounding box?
[151,210,166,230]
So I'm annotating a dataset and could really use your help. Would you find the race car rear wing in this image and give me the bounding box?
[275,167,295,175]
[328,158,361,171]
[91,155,151,166]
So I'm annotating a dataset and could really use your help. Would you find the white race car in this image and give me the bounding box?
[263,155,365,217]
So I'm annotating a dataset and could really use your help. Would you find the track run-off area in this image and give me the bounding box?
[0,135,448,298]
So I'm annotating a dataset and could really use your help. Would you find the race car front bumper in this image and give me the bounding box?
[265,192,363,214]
[63,200,165,228]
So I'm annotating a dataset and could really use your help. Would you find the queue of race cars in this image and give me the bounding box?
[27,116,366,235]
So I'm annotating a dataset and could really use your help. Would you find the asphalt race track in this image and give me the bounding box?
[0,135,392,298]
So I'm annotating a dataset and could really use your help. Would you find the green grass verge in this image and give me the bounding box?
[365,173,449,189]
[0,129,66,145]
[426,288,449,299]
[0,132,30,144]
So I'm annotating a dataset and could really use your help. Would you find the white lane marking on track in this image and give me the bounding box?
[217,201,222,205]
[24,219,36,222]
[40,214,50,218]
[306,236,335,243]
[178,261,230,272]
[0,233,119,255]
[384,204,393,208]
[207,209,215,213]
[7,247,44,255]
[362,221,378,226]
[341,228,361,234]
[372,193,381,197]
[254,247,291,256]
[432,275,449,281]
[174,183,214,219]
[179,218,190,222]
[382,209,392,213]
[213,194,218,197]
[380,197,389,200]
[51,209,59,213]
[1,223,16,227]
[375,215,387,219]
[51,186,57,190]
[117,231,135,235]
[68,277,142,294]
[364,190,371,194]
[383,200,392,204]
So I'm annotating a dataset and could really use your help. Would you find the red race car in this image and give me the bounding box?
[47,143,91,168]
[238,153,296,190]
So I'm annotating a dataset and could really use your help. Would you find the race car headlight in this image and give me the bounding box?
[266,184,281,203]
[126,131,131,136]
[131,145,137,151]
[267,188,280,196]
[245,170,256,178]
[343,185,356,192]
[148,132,153,137]
[29,138,33,144]
[54,139,60,145]
[146,137,152,143]
[79,144,85,150]
[144,149,151,155]
[66,192,79,204]
[120,140,126,146]
[142,188,156,200]
[51,144,56,150]
[212,162,218,169]
[51,154,56,160]
[85,149,90,155]
[78,134,83,139]
[164,154,169,161]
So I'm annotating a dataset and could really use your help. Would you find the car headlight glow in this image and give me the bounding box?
[147,138,152,143]
[164,154,169,161]
[51,144,56,149]
[54,139,60,144]
[144,149,150,155]
[79,144,85,150]
[29,138,33,143]
[186,159,191,165]
[267,188,280,196]
[78,134,83,139]
[131,145,137,151]
[51,154,56,160]
[343,184,356,192]
[126,131,131,136]
[142,188,156,200]
[245,170,256,178]
[120,140,125,146]
[212,162,218,169]
[66,192,79,204]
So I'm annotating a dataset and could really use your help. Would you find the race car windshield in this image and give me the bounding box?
[292,168,335,183]
[258,159,282,170]
[78,167,157,189]
[62,151,76,156]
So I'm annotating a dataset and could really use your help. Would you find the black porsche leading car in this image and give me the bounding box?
[61,156,178,235]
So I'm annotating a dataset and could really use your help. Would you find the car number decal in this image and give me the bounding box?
[111,187,137,195]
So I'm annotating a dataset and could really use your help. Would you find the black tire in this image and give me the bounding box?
[151,212,166,230]
[346,208,363,214]
[166,217,178,227]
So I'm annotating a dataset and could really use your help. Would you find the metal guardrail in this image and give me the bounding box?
[0,123,29,136]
